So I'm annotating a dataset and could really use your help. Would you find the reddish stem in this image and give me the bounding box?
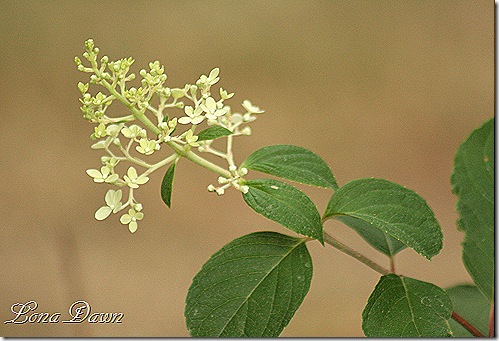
[488,303,494,337]
[451,311,485,337]
[389,257,396,273]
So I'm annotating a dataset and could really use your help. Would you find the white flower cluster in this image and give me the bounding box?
[76,39,264,233]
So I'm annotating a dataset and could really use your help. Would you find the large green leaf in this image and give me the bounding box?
[197,126,233,141]
[185,232,313,337]
[362,274,453,337]
[241,145,338,189]
[243,179,324,243]
[447,285,490,337]
[323,178,442,259]
[451,118,494,301]
[160,162,175,207]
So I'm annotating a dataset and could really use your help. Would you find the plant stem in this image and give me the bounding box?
[389,257,396,273]
[323,231,390,275]
[451,311,485,337]
[166,140,232,178]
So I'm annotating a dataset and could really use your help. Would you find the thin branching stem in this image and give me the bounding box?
[323,231,390,276]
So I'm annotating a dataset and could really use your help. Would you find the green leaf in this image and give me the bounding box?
[243,179,324,244]
[451,118,494,301]
[362,274,453,337]
[446,285,490,337]
[241,145,338,189]
[196,126,233,141]
[160,162,176,207]
[336,215,407,258]
[185,232,313,337]
[323,178,442,259]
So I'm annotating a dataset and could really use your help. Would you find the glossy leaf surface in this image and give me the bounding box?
[324,178,442,259]
[185,232,312,337]
[241,144,338,189]
[243,179,323,243]
[363,274,453,337]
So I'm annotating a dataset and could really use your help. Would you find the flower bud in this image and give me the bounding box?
[241,126,252,135]
[218,177,229,184]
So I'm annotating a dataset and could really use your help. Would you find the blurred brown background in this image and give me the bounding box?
[0,0,493,337]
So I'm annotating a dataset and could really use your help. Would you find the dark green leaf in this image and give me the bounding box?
[197,126,233,141]
[363,274,453,337]
[451,118,494,301]
[241,145,338,189]
[336,215,407,258]
[243,179,323,243]
[185,232,313,337]
[447,285,490,337]
[160,162,176,207]
[323,178,442,259]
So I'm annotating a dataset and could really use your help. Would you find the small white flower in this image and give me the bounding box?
[220,87,234,100]
[91,123,107,140]
[86,166,119,184]
[94,189,123,221]
[178,106,205,125]
[136,138,160,155]
[121,124,147,139]
[120,209,144,233]
[201,97,227,120]
[184,129,199,147]
[242,100,264,114]
[123,167,149,189]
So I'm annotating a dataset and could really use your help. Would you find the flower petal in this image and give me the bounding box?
[86,169,102,178]
[120,214,132,224]
[205,97,216,111]
[128,221,138,233]
[127,167,138,179]
[136,175,149,185]
[114,189,123,203]
[104,190,115,206]
[105,174,119,183]
[191,116,205,125]
[95,206,112,220]
[178,117,192,125]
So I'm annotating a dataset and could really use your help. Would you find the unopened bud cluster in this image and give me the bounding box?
[208,167,249,195]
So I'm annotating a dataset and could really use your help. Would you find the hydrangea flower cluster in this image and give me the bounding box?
[76,39,264,233]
